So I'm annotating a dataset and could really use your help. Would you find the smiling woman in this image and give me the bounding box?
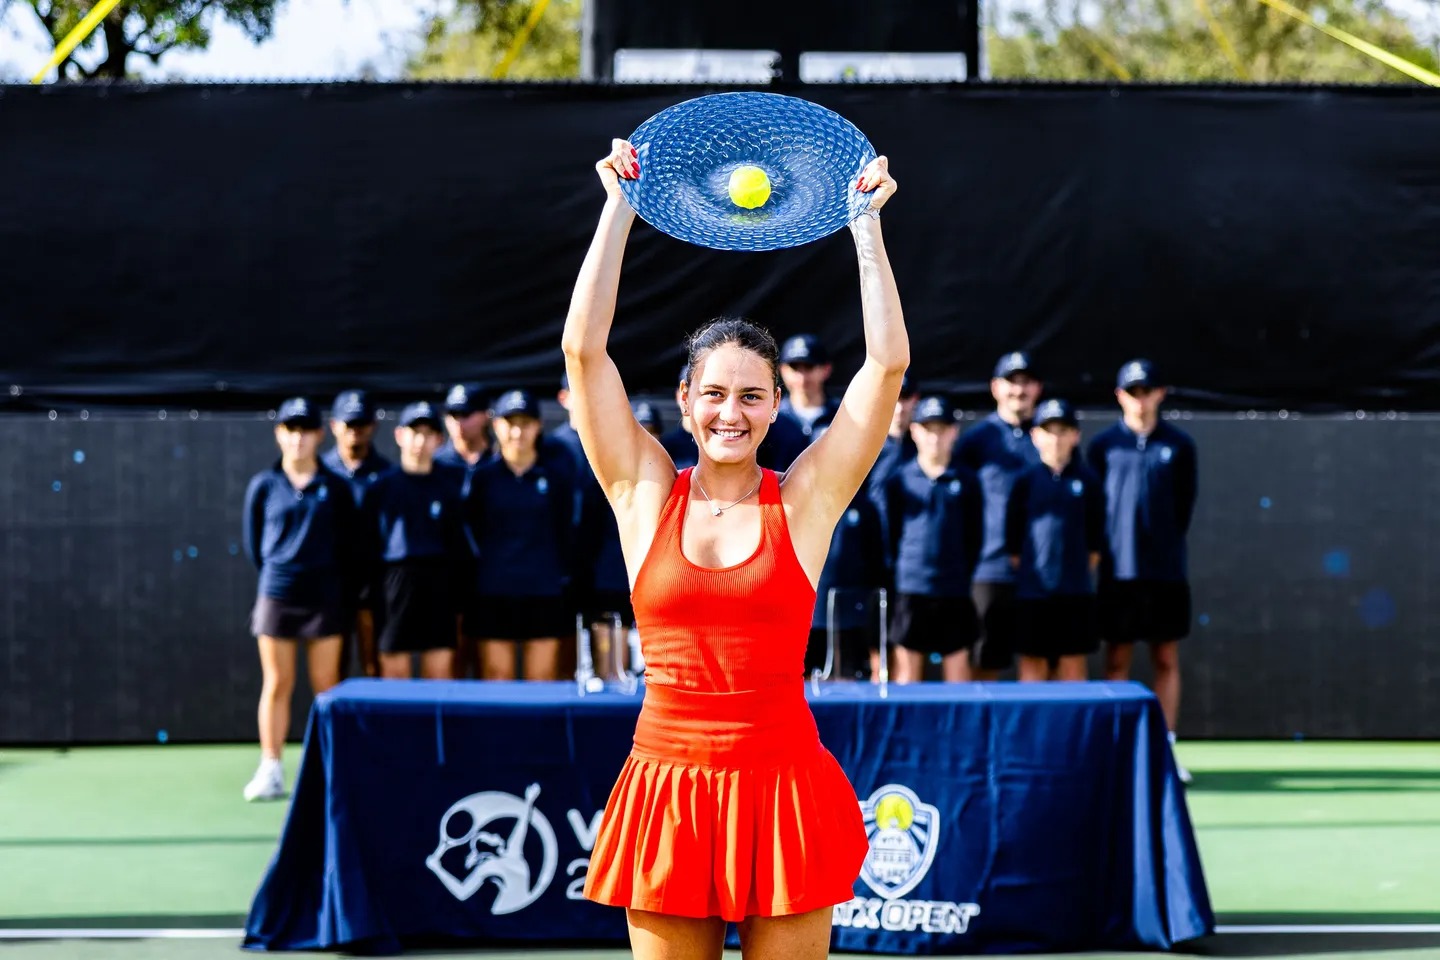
[559,136,909,960]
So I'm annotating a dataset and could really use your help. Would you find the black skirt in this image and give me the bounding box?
[251,595,344,641]
[376,559,457,654]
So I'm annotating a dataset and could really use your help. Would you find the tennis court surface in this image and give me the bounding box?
[1,741,1436,959]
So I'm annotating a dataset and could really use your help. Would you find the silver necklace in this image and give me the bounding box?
[693,470,762,517]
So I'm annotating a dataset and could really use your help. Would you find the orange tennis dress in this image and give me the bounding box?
[583,467,869,921]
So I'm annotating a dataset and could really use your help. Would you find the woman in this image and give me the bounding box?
[241,397,357,802]
[563,140,906,959]
[462,388,576,680]
[364,401,469,681]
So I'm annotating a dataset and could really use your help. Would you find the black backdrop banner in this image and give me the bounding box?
[3,82,1440,411]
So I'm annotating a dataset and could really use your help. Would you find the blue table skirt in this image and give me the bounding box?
[244,680,1213,954]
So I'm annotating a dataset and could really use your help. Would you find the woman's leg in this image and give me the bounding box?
[736,906,834,960]
[420,648,455,679]
[379,652,413,679]
[627,909,726,960]
[892,648,924,684]
[256,636,297,759]
[481,640,518,680]
[521,638,561,681]
[306,636,343,694]
[1054,654,1088,681]
[1016,654,1051,682]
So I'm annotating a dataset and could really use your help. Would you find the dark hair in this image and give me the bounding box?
[684,317,782,392]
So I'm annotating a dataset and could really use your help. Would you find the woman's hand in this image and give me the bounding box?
[855,155,897,214]
[595,139,639,203]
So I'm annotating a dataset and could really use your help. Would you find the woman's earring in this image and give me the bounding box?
[769,411,778,422]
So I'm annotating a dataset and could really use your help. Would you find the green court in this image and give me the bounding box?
[1,741,1437,958]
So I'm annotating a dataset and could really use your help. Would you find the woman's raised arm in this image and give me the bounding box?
[784,157,910,535]
[561,140,672,502]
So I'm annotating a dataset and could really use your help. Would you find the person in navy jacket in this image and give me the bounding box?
[953,350,1044,679]
[463,389,576,681]
[1005,399,1105,682]
[808,489,888,681]
[776,333,842,451]
[321,389,391,679]
[868,370,919,495]
[322,389,391,500]
[362,402,470,681]
[1087,359,1199,780]
[240,397,358,802]
[876,395,984,683]
[437,382,494,676]
[436,382,495,474]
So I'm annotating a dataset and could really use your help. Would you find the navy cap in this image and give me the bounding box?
[993,351,1035,380]
[399,401,441,429]
[1117,358,1158,391]
[912,394,958,425]
[779,334,829,366]
[444,383,487,416]
[330,389,375,425]
[276,397,321,429]
[632,400,662,430]
[1034,398,1078,428]
[491,388,540,420]
[899,370,918,397]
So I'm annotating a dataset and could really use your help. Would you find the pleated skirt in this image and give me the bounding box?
[583,682,869,921]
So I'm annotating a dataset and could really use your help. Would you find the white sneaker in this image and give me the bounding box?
[1168,732,1193,785]
[243,758,286,802]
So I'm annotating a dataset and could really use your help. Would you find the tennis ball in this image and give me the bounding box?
[874,793,915,831]
[728,165,771,210]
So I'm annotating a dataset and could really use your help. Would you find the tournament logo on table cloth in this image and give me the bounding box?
[426,783,559,914]
[858,784,939,899]
[834,783,982,936]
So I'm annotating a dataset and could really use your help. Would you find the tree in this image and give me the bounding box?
[406,0,580,80]
[7,0,283,81]
[986,0,1440,83]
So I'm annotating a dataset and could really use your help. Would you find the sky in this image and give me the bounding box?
[0,0,434,82]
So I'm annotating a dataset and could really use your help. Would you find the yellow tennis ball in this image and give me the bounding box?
[874,794,914,831]
[728,165,771,210]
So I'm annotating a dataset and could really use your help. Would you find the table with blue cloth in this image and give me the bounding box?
[244,680,1213,955]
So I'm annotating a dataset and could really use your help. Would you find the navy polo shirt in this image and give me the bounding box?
[814,493,888,630]
[579,472,629,596]
[868,432,917,493]
[954,412,1042,583]
[778,396,842,444]
[660,427,699,469]
[1086,420,1198,582]
[1004,459,1106,599]
[243,462,357,604]
[463,457,575,598]
[759,411,809,471]
[549,423,586,470]
[320,447,391,505]
[363,466,467,565]
[877,458,984,598]
[434,439,495,476]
